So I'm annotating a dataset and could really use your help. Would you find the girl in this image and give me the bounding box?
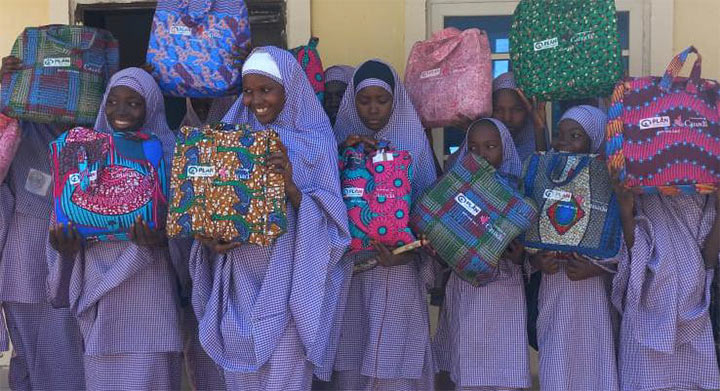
[47,68,184,390]
[189,46,350,391]
[433,118,530,391]
[530,105,621,391]
[0,55,86,390]
[179,97,236,129]
[492,72,547,160]
[611,137,720,386]
[324,65,354,126]
[332,59,438,390]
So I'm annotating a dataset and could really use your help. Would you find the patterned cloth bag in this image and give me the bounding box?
[0,114,21,183]
[509,0,623,101]
[289,37,325,104]
[606,46,720,195]
[147,0,252,97]
[410,153,537,286]
[50,127,167,241]
[340,142,415,252]
[405,27,492,128]
[167,123,287,245]
[522,152,622,258]
[1,25,119,125]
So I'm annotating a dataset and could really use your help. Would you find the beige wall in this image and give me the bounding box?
[0,0,52,55]
[673,0,720,80]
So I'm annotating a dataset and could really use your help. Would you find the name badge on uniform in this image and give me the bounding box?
[25,168,52,197]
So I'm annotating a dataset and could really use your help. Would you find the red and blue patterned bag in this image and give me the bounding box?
[606,46,720,195]
[50,127,168,242]
[289,37,325,104]
[340,142,414,252]
[1,25,119,125]
[147,0,252,97]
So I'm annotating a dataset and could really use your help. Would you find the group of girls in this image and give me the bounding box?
[0,41,718,391]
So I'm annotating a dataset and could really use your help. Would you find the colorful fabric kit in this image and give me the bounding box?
[606,46,720,195]
[167,123,287,245]
[288,37,325,104]
[522,152,622,259]
[1,25,119,125]
[147,0,252,97]
[410,153,537,286]
[509,0,623,101]
[0,114,21,183]
[405,27,492,128]
[50,127,167,241]
[340,142,415,253]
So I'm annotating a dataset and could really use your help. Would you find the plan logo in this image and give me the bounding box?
[543,189,573,202]
[342,187,364,198]
[534,37,558,51]
[187,165,216,178]
[455,193,482,216]
[639,116,671,130]
[43,58,71,67]
[420,68,442,79]
[170,24,192,36]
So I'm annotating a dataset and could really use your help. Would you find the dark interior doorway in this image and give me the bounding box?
[75,0,287,129]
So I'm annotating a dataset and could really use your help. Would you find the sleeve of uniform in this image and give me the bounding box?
[45,208,80,309]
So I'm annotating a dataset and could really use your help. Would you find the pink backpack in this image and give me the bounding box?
[289,37,325,104]
[405,28,492,128]
[0,114,20,183]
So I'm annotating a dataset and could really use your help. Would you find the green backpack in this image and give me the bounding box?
[509,0,623,101]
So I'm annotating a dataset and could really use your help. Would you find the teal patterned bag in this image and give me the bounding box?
[509,0,623,101]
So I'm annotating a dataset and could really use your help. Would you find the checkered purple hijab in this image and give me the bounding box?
[559,105,607,153]
[325,65,354,84]
[493,71,536,161]
[333,59,437,201]
[94,67,175,165]
[209,46,350,372]
[450,117,522,178]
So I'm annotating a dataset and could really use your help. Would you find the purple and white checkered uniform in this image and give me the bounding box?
[46,68,184,389]
[332,59,438,390]
[534,105,621,391]
[612,194,720,390]
[433,118,531,390]
[190,46,351,390]
[1,121,85,389]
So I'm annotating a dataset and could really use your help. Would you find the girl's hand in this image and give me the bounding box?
[49,223,82,258]
[129,216,167,248]
[373,241,415,267]
[341,135,378,153]
[503,239,525,265]
[565,253,605,281]
[420,234,438,257]
[530,251,560,274]
[517,89,547,131]
[610,166,634,216]
[1,56,22,79]
[268,140,302,209]
[196,235,242,255]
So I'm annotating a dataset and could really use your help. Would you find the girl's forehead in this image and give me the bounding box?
[469,121,500,139]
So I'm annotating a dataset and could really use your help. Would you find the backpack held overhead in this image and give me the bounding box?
[167,123,287,245]
[288,37,326,104]
[405,27,492,128]
[509,0,623,101]
[410,153,537,287]
[1,25,119,125]
[50,127,168,242]
[522,152,622,259]
[147,0,252,97]
[606,46,720,195]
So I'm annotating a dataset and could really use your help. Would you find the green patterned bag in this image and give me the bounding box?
[509,0,623,101]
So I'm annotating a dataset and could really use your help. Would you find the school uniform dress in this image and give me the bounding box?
[0,123,86,390]
[331,59,439,391]
[46,69,184,391]
[189,47,351,391]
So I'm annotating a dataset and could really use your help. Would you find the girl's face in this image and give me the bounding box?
[190,98,213,123]
[242,73,286,125]
[467,121,503,169]
[105,86,146,133]
[355,86,393,131]
[492,89,528,137]
[553,119,592,153]
[324,80,348,125]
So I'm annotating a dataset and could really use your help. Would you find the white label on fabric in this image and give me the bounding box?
[187,165,216,178]
[534,37,558,51]
[343,187,364,198]
[170,24,192,36]
[455,193,481,216]
[372,151,394,164]
[43,58,71,67]
[25,169,52,197]
[420,68,442,79]
[639,116,671,130]
[543,189,573,202]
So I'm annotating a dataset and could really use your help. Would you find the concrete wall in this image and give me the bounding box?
[673,0,720,80]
